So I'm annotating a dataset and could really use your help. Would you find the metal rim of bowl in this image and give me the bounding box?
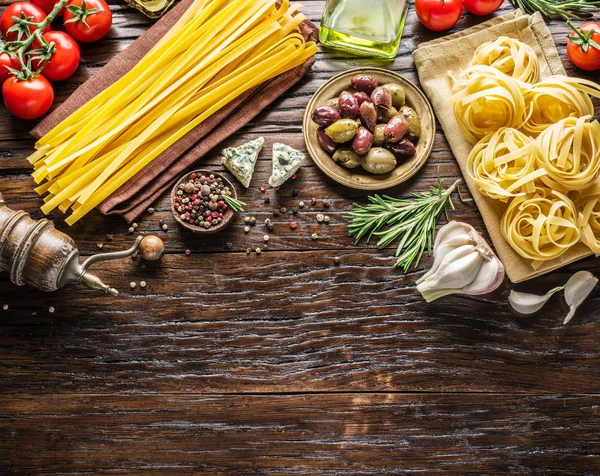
[302,67,436,191]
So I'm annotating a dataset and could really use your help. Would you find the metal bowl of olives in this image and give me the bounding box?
[303,68,435,190]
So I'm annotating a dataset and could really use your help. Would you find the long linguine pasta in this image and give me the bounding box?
[501,188,581,267]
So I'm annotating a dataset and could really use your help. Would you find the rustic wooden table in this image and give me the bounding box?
[1,0,599,473]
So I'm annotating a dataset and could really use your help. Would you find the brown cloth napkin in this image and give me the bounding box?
[31,0,318,223]
[413,10,592,283]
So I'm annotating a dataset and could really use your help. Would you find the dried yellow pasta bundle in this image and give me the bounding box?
[466,127,543,201]
[501,188,580,266]
[535,116,600,192]
[576,191,600,255]
[521,76,600,136]
[466,37,539,84]
[451,66,529,144]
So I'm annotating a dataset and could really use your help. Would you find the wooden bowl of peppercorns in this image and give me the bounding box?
[171,169,238,234]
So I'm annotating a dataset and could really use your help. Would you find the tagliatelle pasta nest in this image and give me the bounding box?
[576,186,600,254]
[535,116,600,192]
[521,77,600,136]
[501,188,581,267]
[466,128,542,201]
[451,66,529,145]
[466,36,540,84]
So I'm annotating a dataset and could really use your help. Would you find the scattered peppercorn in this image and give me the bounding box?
[48,306,55,313]
[280,207,287,214]
[264,197,270,204]
[2,304,7,311]
[316,213,325,223]
[323,201,331,209]
[263,235,269,242]
[130,282,137,289]
[298,201,305,208]
[147,207,155,215]
[324,215,331,223]
[290,221,297,229]
[311,233,319,240]
[273,210,279,217]
[311,197,317,205]
[128,227,134,234]
[260,184,266,192]
[226,242,233,249]
[274,186,280,191]
[159,220,165,226]
[267,222,274,231]
[255,247,262,254]
[185,249,191,256]
[162,224,168,231]
[132,222,139,229]
[106,234,113,241]
[97,242,104,249]
[334,257,340,265]
[140,281,147,288]
[291,174,297,180]
[250,216,257,225]
[246,248,252,254]
[292,208,298,215]
[244,226,250,233]
[292,189,299,197]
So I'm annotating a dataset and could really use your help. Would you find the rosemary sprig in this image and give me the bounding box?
[510,0,599,19]
[346,178,461,272]
[223,195,247,213]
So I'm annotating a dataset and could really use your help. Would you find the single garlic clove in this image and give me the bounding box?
[432,221,473,254]
[508,286,564,315]
[464,256,504,295]
[563,271,598,324]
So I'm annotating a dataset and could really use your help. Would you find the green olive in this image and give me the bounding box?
[400,106,421,141]
[332,147,361,169]
[325,119,359,143]
[377,106,398,124]
[361,147,397,174]
[373,124,386,147]
[382,83,405,108]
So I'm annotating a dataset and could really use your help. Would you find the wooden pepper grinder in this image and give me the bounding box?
[0,192,164,295]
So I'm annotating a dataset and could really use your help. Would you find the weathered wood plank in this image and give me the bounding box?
[0,251,598,394]
[1,393,599,474]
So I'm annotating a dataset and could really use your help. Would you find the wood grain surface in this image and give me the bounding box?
[0,0,599,473]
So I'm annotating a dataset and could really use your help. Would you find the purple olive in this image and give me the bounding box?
[387,138,416,159]
[311,106,341,127]
[384,114,409,143]
[353,91,371,106]
[351,75,378,95]
[352,126,374,156]
[317,127,338,155]
[359,101,377,133]
[338,90,360,119]
[371,86,392,110]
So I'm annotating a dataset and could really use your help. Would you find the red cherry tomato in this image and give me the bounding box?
[567,21,600,72]
[415,0,463,32]
[32,31,80,81]
[3,75,54,120]
[63,0,112,43]
[0,3,50,42]
[31,0,65,16]
[0,52,20,85]
[463,0,503,15]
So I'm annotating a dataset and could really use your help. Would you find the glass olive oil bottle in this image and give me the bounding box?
[319,0,409,59]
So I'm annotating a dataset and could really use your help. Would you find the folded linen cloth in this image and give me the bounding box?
[413,10,592,283]
[31,0,318,223]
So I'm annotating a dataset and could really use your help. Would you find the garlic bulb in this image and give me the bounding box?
[416,221,505,302]
[509,270,598,323]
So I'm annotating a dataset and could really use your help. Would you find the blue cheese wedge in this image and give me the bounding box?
[269,143,305,187]
[221,137,264,188]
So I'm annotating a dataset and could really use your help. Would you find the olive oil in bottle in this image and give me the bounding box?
[319,0,409,60]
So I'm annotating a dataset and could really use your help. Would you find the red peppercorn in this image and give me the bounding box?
[185,249,191,255]
[206,215,213,222]
[188,219,194,224]
[185,212,191,218]
[260,184,266,192]
[190,173,197,180]
[217,200,224,207]
[211,212,219,218]
[274,186,280,191]
[191,194,198,200]
[218,213,223,218]
[290,221,297,229]
[280,207,287,213]
[194,199,201,205]
[176,197,183,203]
[222,204,228,211]
[291,174,297,180]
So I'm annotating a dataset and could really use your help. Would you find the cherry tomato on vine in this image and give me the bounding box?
[0,53,20,85]
[567,21,600,72]
[0,3,50,42]
[31,0,65,16]
[415,0,463,32]
[3,75,54,120]
[32,31,80,81]
[63,0,112,43]
[463,0,503,15]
